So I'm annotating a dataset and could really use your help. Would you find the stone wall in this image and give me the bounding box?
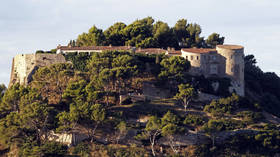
[216,45,245,96]
[194,91,220,102]
[181,45,245,96]
[9,54,66,87]
[181,50,226,78]
[142,82,171,100]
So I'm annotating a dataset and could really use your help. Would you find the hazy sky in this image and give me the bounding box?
[1,0,279,86]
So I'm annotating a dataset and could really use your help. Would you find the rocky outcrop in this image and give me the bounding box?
[158,132,209,146]
[47,131,88,147]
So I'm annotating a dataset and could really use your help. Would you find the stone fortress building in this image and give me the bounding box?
[9,44,245,96]
[9,53,66,87]
[57,44,245,96]
[180,45,245,96]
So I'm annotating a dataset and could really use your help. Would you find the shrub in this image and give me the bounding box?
[183,114,204,126]
[35,50,45,54]
[65,52,91,71]
[72,142,90,156]
[20,142,67,157]
[202,119,245,132]
[236,111,263,124]
[220,129,280,156]
[35,50,56,54]
[204,94,239,116]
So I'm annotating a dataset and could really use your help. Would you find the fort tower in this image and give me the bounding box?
[216,45,245,96]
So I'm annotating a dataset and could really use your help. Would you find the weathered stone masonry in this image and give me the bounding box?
[9,53,66,87]
[180,45,245,96]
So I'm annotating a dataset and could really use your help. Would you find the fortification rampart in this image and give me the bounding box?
[216,45,245,96]
[10,44,245,96]
[9,54,66,87]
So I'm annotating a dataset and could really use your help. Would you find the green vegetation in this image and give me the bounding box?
[35,49,57,54]
[202,119,244,148]
[183,114,204,126]
[236,111,263,124]
[1,17,280,156]
[2,50,280,157]
[174,84,196,112]
[206,33,225,48]
[204,93,239,117]
[20,142,67,157]
[64,52,91,71]
[1,50,280,156]
[0,84,6,102]
[73,17,224,49]
[244,55,280,116]
[214,125,280,157]
[136,111,182,156]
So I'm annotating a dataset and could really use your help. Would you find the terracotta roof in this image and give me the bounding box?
[57,46,167,54]
[216,45,243,50]
[136,48,166,54]
[58,46,132,51]
[181,48,217,54]
[168,50,182,55]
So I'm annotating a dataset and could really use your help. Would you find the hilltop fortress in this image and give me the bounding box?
[180,45,245,96]
[9,44,245,96]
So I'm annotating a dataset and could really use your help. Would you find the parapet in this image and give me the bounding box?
[216,45,244,50]
[181,48,217,54]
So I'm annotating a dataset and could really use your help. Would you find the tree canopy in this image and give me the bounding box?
[75,17,224,49]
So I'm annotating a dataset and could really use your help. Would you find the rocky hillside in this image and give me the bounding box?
[1,17,280,157]
[0,50,279,157]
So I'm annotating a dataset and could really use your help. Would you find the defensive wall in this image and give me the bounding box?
[9,44,245,96]
[9,53,66,87]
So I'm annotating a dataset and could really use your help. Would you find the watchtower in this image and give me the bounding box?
[216,45,245,96]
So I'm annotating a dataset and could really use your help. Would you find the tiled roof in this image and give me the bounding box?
[181,48,217,54]
[58,46,132,51]
[216,45,244,50]
[168,50,182,55]
[58,46,167,54]
[136,48,166,54]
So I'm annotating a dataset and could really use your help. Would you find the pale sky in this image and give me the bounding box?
[1,0,279,86]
